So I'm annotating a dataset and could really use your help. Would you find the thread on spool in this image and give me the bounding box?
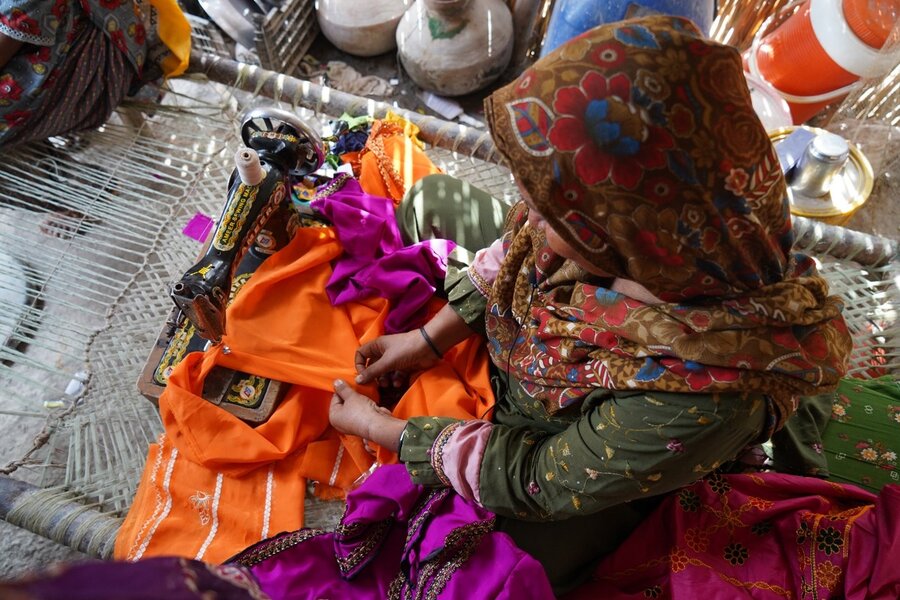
[235,148,266,186]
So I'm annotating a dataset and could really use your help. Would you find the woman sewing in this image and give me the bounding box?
[0,0,190,147]
[328,14,853,592]
[0,14,877,600]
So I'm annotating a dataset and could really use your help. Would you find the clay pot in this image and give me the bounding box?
[396,0,514,96]
[317,0,412,57]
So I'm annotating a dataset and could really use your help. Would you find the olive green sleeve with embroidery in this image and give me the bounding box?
[401,389,767,520]
[399,416,464,486]
[770,392,833,478]
[444,266,489,338]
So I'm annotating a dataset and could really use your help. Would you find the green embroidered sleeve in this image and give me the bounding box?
[770,392,833,478]
[476,389,767,520]
[445,266,488,338]
[399,416,463,486]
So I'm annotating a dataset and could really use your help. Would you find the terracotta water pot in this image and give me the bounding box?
[317,0,412,57]
[396,0,514,96]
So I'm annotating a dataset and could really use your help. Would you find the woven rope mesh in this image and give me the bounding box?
[0,75,897,538]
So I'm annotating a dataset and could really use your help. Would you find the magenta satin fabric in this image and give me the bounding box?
[564,474,900,600]
[0,557,267,599]
[312,176,455,333]
[238,464,554,599]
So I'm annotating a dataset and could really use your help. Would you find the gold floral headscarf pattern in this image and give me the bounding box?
[482,16,851,426]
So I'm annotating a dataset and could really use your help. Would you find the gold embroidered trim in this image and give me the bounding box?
[467,268,493,299]
[430,422,464,488]
[312,171,352,202]
[388,518,496,600]
[231,529,326,567]
[336,519,393,576]
[404,490,448,551]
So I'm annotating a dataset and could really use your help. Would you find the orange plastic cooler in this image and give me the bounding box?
[746,0,898,124]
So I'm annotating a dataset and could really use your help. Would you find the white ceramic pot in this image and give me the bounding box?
[396,0,514,96]
[317,0,411,57]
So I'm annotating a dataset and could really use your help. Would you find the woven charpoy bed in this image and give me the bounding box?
[0,41,897,562]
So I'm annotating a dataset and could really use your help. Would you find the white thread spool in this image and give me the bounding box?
[235,148,266,186]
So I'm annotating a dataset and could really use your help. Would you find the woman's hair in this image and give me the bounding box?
[485,16,792,303]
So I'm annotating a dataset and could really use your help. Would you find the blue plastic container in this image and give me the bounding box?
[540,0,717,57]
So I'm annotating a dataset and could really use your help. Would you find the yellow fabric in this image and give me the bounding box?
[382,110,426,150]
[149,0,191,77]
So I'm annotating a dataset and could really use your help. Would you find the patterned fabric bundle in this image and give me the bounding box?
[0,0,189,146]
[482,16,852,425]
[567,472,899,600]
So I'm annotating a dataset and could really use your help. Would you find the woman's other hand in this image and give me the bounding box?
[354,331,439,386]
[355,304,477,386]
[329,379,407,452]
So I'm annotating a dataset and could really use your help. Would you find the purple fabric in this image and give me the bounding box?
[182,212,215,243]
[0,557,267,599]
[234,464,554,599]
[311,175,455,333]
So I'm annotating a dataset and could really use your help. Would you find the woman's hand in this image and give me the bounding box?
[329,379,406,452]
[354,330,439,386]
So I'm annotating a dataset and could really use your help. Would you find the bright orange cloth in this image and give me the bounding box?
[115,227,493,563]
[351,114,443,205]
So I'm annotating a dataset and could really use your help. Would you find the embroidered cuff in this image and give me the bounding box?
[431,421,464,487]
[436,420,493,504]
[399,416,463,487]
[467,268,493,299]
[469,239,504,295]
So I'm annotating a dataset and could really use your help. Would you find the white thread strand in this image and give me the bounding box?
[194,473,224,560]
[260,466,275,540]
[328,445,345,488]
[131,446,178,561]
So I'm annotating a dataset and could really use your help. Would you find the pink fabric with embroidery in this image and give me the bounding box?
[563,473,900,600]
[468,239,505,296]
[440,420,494,504]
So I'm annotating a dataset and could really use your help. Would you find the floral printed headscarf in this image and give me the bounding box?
[483,16,851,427]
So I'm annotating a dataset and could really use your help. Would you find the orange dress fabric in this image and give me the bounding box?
[346,116,443,205]
[115,228,493,563]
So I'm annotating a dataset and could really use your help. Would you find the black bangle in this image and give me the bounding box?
[419,326,443,358]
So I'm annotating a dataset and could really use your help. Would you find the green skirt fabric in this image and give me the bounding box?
[774,377,900,493]
[824,377,900,493]
[396,173,511,264]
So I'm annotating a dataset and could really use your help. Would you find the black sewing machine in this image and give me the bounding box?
[138,107,326,422]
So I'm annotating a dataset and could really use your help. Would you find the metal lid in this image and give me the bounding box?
[770,126,874,220]
[807,132,850,163]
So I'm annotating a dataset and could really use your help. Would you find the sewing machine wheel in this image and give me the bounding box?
[240,107,326,176]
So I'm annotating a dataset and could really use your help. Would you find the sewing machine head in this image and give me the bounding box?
[240,107,326,178]
[169,107,325,345]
